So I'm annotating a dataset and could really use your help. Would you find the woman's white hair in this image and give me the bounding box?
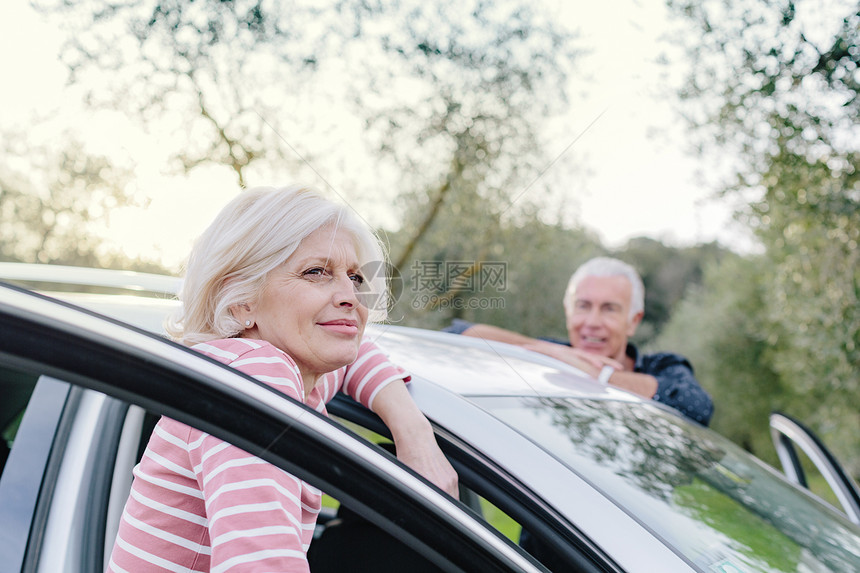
[166,184,387,345]
[562,256,645,320]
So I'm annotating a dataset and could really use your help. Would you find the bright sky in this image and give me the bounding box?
[1,0,755,271]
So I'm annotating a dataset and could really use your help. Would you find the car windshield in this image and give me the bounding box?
[473,396,860,572]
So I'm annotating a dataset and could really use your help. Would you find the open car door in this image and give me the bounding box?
[770,411,860,525]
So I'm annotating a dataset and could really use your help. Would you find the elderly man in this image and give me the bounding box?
[446,256,713,426]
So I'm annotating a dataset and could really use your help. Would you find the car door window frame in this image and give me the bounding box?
[770,411,860,525]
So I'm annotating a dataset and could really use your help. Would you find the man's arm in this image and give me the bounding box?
[601,370,659,399]
[453,321,712,425]
[534,345,712,425]
[459,322,542,346]
[522,341,656,398]
[459,323,658,396]
[457,321,641,387]
[645,354,714,426]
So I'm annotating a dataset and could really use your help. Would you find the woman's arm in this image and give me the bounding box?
[338,340,458,498]
[371,380,459,498]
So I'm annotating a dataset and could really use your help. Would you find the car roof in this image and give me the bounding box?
[367,324,641,402]
[0,263,640,402]
[0,263,181,334]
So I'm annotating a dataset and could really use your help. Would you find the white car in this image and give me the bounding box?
[1,264,859,572]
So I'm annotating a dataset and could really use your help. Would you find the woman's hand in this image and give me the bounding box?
[393,427,459,499]
[372,380,459,498]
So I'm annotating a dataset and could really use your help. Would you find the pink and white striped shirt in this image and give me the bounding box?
[107,337,408,573]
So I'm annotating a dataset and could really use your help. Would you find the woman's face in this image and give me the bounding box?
[245,224,369,384]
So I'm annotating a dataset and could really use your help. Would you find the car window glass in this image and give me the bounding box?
[476,395,860,573]
[309,492,445,572]
[477,496,520,542]
[331,418,517,530]
[310,487,525,573]
[329,414,589,572]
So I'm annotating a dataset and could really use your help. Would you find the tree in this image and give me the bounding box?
[35,0,582,276]
[614,237,729,346]
[654,255,788,465]
[666,0,860,473]
[666,0,859,177]
[0,134,157,269]
[387,209,603,336]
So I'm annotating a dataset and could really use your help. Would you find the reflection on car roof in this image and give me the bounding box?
[367,325,641,402]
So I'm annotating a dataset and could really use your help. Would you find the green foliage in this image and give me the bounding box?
[387,216,728,349]
[654,255,788,465]
[666,0,859,177]
[754,151,860,469]
[666,0,860,474]
[616,237,729,346]
[32,0,587,311]
[0,135,171,273]
[478,220,601,340]
[2,138,118,265]
[385,212,603,337]
[36,0,580,230]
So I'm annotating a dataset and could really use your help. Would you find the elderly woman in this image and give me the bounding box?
[108,185,457,572]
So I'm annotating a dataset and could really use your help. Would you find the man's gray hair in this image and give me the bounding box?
[563,257,645,319]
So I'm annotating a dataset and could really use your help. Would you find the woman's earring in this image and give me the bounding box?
[245,320,252,327]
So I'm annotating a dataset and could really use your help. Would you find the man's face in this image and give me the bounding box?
[565,275,643,363]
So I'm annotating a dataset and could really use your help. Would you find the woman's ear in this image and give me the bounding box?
[231,303,255,329]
